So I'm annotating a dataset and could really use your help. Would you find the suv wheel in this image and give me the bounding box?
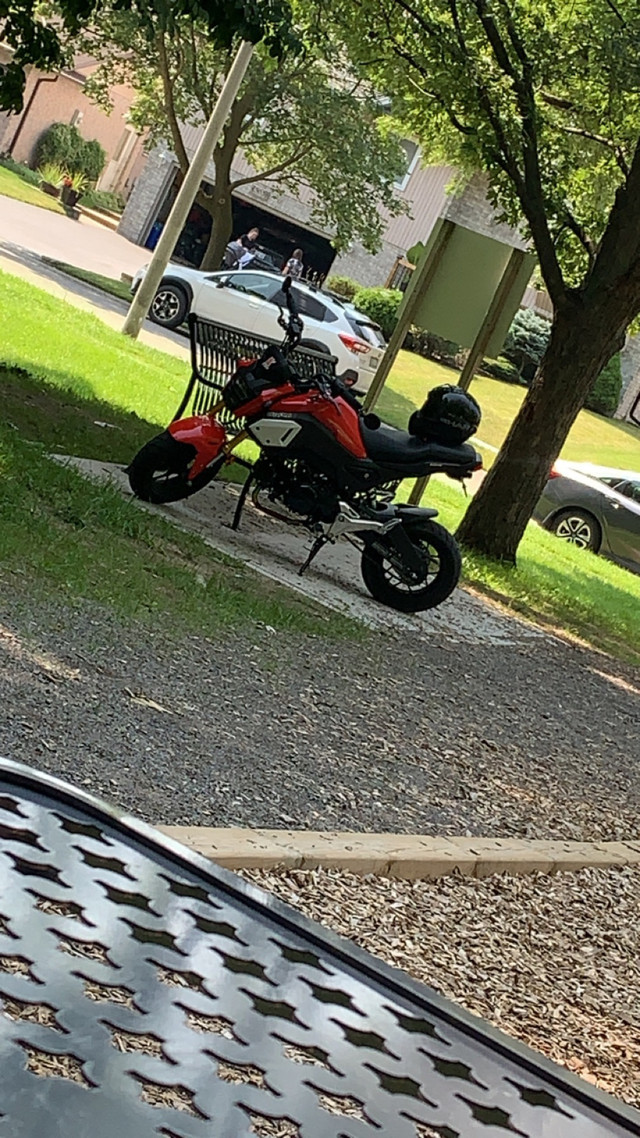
[150,282,189,328]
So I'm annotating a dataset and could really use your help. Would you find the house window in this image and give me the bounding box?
[394,140,420,191]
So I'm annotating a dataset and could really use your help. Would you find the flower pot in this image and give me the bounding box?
[41,182,60,198]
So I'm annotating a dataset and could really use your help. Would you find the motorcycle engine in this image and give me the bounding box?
[254,458,338,523]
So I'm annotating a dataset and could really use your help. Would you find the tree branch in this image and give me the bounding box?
[469,0,566,303]
[558,124,630,177]
[230,145,313,189]
[563,209,597,263]
[156,30,190,175]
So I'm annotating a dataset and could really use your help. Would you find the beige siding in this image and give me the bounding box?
[180,120,454,251]
[383,164,454,250]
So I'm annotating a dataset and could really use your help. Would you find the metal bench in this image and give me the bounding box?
[172,313,338,424]
[1,758,638,1137]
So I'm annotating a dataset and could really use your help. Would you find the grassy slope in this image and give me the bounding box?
[0,270,186,429]
[409,478,640,666]
[0,165,64,214]
[1,268,638,663]
[0,426,355,641]
[379,351,640,471]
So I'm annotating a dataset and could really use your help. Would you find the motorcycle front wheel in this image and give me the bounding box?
[361,520,461,613]
[128,430,197,504]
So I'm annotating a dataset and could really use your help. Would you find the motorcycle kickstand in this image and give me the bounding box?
[298,535,329,577]
[231,472,254,531]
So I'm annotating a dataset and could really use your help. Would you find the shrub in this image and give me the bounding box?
[479,356,521,384]
[37,162,65,188]
[0,156,40,186]
[403,327,461,366]
[35,123,105,184]
[503,307,551,382]
[326,275,360,301]
[352,286,402,340]
[80,188,125,213]
[585,353,622,417]
[81,138,106,183]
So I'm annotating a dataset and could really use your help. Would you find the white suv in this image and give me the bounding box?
[132,264,385,391]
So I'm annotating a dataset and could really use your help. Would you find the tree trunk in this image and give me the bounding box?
[198,181,233,271]
[456,297,629,563]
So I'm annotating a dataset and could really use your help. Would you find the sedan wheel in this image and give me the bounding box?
[553,509,600,552]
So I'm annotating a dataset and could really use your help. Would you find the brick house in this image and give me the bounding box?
[0,47,145,198]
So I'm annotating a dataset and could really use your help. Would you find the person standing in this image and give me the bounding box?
[283,248,304,279]
[223,226,260,270]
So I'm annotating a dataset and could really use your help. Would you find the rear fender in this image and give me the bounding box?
[372,503,439,524]
[169,414,227,480]
[397,505,439,522]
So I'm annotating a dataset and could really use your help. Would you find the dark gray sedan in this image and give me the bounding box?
[533,461,640,573]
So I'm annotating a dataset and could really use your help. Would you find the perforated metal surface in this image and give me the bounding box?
[1,759,638,1138]
[172,315,337,422]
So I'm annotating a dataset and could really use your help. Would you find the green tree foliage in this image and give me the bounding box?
[353,287,402,340]
[35,123,106,182]
[586,354,623,417]
[503,308,551,382]
[0,0,294,111]
[331,0,640,562]
[78,2,406,268]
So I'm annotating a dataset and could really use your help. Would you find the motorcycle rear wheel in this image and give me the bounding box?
[128,430,196,504]
[361,520,461,612]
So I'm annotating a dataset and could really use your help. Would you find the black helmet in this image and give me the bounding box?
[408,384,481,446]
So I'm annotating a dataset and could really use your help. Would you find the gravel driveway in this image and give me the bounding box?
[1,586,638,841]
[244,864,640,1109]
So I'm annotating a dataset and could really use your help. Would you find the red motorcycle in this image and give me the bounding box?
[129,280,482,612]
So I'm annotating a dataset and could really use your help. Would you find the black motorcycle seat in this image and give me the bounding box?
[361,422,478,468]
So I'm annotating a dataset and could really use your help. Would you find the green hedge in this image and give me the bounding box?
[35,123,106,184]
[326,275,360,301]
[585,353,622,417]
[479,356,521,384]
[80,188,125,213]
[352,286,402,340]
[0,156,41,186]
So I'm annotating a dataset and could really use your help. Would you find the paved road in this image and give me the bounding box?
[0,195,148,279]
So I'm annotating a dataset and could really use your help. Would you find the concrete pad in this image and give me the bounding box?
[57,454,548,649]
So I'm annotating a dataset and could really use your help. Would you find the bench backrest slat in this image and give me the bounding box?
[171,313,338,424]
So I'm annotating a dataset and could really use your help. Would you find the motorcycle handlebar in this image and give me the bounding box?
[282,275,299,318]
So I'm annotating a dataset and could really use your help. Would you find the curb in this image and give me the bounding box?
[159,827,640,881]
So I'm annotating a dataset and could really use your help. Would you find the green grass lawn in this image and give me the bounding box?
[0,426,356,641]
[1,267,639,663]
[379,351,640,471]
[41,260,640,472]
[0,269,187,430]
[0,164,64,214]
[404,477,640,666]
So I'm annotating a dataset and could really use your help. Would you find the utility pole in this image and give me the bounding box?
[122,40,254,339]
